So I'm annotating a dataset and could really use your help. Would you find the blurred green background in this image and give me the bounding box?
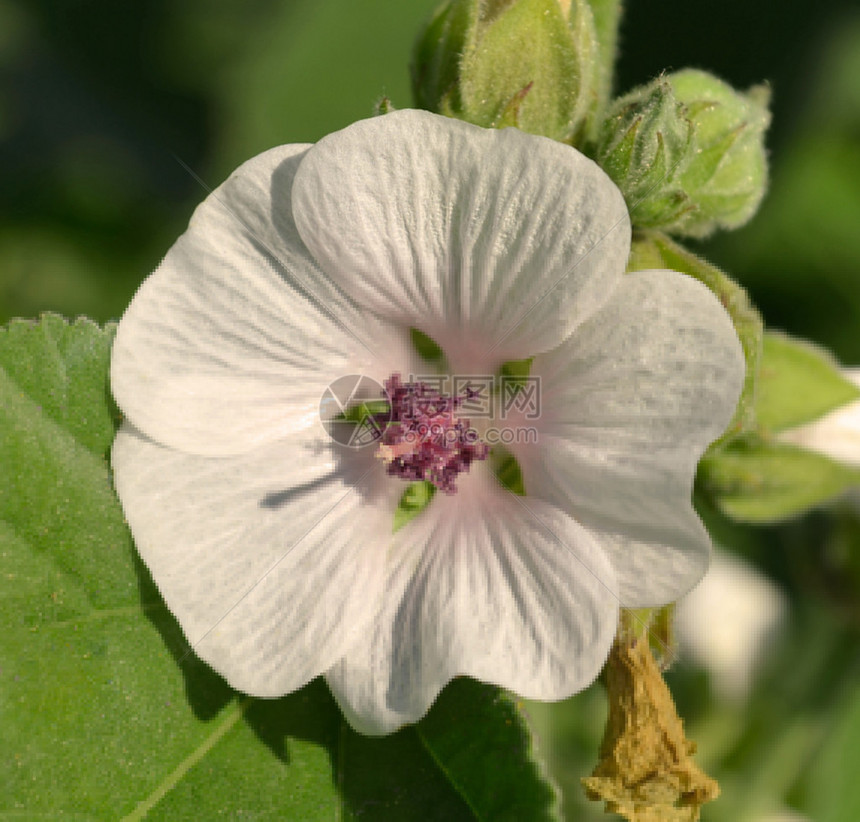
[2,0,859,820]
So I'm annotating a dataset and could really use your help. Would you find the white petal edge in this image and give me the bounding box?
[326,469,618,735]
[777,368,860,467]
[517,269,745,607]
[111,143,413,456]
[113,423,401,696]
[292,109,630,371]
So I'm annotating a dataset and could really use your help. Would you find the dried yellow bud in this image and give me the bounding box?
[583,634,719,822]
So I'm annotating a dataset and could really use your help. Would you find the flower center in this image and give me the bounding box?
[376,374,489,494]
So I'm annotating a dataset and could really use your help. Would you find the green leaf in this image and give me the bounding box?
[698,437,860,523]
[408,679,562,821]
[629,230,764,445]
[0,314,119,456]
[756,331,860,432]
[137,678,563,821]
[0,315,560,819]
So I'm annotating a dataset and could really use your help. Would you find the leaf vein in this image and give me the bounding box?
[120,698,250,821]
[415,726,482,822]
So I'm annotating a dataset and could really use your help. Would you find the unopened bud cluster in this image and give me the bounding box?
[597,70,771,238]
[412,1,771,238]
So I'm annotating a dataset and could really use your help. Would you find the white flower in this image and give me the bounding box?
[110,110,744,734]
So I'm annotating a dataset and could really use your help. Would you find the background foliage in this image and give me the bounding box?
[2,0,860,819]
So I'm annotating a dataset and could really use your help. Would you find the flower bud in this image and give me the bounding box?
[597,78,694,229]
[597,70,771,237]
[410,0,472,116]
[668,69,771,237]
[411,0,600,143]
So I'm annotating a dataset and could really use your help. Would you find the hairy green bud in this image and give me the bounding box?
[411,0,601,144]
[597,78,694,229]
[598,70,771,237]
[668,69,771,237]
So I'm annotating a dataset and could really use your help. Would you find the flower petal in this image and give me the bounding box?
[777,368,860,466]
[292,110,630,370]
[326,469,618,735]
[518,269,745,607]
[112,423,399,697]
[111,144,411,456]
